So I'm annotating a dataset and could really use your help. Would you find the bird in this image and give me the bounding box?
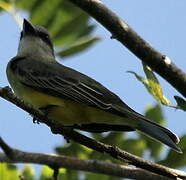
[6,19,181,153]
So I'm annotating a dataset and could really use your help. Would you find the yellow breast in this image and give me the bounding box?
[7,72,133,127]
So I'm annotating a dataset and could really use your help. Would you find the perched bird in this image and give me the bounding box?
[6,19,181,153]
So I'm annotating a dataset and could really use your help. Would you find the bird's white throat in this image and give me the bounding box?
[17,36,54,59]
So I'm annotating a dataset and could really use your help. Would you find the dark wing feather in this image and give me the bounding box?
[13,57,134,114]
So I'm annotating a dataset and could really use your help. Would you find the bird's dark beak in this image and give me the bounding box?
[22,19,36,36]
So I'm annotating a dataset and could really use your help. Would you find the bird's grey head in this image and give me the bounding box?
[18,19,54,59]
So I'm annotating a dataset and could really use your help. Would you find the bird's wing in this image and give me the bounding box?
[12,57,132,113]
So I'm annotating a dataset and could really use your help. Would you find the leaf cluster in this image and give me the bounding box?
[1,0,186,180]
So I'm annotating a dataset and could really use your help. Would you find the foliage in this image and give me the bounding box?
[0,0,185,179]
[0,163,19,180]
[159,135,186,168]
[1,104,185,180]
[127,63,170,106]
[128,63,186,111]
[0,0,100,58]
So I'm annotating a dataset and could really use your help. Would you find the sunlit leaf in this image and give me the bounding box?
[39,166,68,180]
[128,65,170,106]
[143,64,170,105]
[143,63,159,84]
[39,166,53,180]
[57,169,67,180]
[0,1,22,28]
[21,165,34,180]
[0,163,19,180]
[0,1,12,12]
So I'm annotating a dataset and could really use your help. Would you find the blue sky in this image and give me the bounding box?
[0,0,186,171]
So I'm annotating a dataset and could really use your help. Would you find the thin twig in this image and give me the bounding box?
[0,138,173,180]
[67,0,186,98]
[0,86,186,179]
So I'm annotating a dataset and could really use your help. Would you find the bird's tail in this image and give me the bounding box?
[136,117,181,153]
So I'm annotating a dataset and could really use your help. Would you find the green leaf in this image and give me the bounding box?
[174,95,186,111]
[13,0,100,58]
[55,143,91,159]
[141,104,164,159]
[0,1,22,28]
[57,168,67,180]
[78,25,96,38]
[89,132,125,163]
[58,37,100,58]
[145,104,164,126]
[39,166,53,180]
[52,12,89,46]
[45,1,87,38]
[0,163,19,180]
[30,0,61,26]
[21,165,35,180]
[67,170,80,180]
[128,65,170,106]
[15,0,38,10]
[0,1,12,12]
[143,63,159,84]
[39,166,68,180]
[159,135,185,168]
[121,138,146,157]
[127,71,146,84]
[143,64,170,105]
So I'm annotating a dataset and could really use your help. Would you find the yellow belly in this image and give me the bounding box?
[8,75,134,127]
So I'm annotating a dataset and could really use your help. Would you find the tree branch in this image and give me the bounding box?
[0,86,186,179]
[67,0,186,98]
[0,137,172,180]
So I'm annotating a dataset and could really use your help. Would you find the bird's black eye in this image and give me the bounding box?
[38,31,49,41]
[37,30,53,51]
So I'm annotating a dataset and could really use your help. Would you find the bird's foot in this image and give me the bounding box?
[62,126,78,143]
[32,105,58,124]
